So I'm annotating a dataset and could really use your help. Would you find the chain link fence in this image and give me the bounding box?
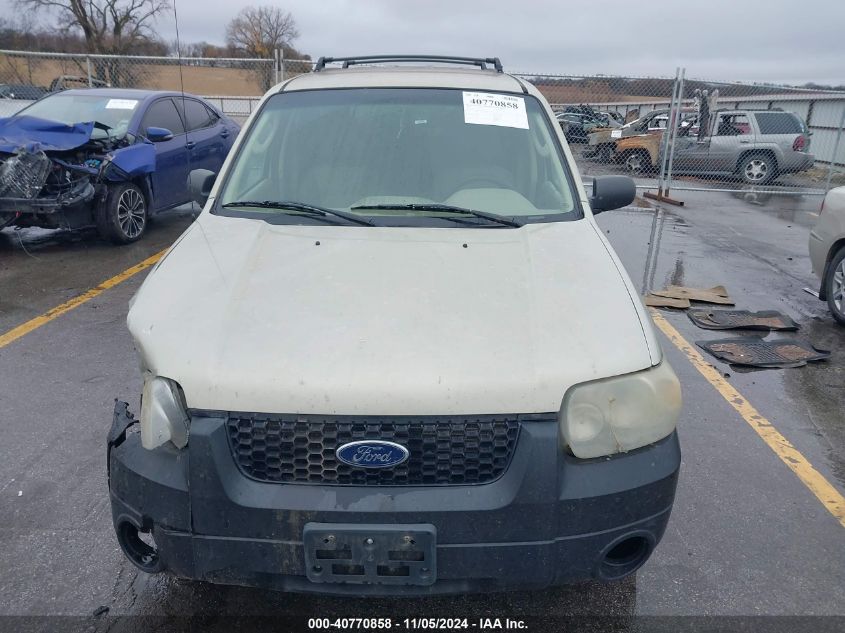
[515,72,679,192]
[517,69,845,197]
[0,49,281,121]
[1,50,843,197]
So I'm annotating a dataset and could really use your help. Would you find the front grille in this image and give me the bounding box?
[0,150,50,198]
[225,415,521,486]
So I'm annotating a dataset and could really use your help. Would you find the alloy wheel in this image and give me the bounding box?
[117,188,146,239]
[744,159,768,182]
[626,153,644,173]
[833,259,845,313]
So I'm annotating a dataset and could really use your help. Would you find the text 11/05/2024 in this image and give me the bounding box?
[307,617,528,630]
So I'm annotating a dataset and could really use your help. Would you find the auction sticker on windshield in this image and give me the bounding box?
[463,92,529,129]
[105,99,138,110]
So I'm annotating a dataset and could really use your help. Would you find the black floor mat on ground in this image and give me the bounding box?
[688,309,799,331]
[697,337,830,368]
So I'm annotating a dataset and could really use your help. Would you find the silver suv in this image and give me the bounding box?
[107,54,681,595]
[672,109,814,184]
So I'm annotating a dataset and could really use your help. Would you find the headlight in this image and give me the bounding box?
[560,361,681,459]
[140,376,189,450]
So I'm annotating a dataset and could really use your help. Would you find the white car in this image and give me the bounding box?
[810,186,845,324]
[107,55,682,594]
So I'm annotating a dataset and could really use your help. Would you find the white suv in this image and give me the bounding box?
[107,55,682,594]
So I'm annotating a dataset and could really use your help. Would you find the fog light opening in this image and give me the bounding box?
[116,520,165,574]
[598,534,652,580]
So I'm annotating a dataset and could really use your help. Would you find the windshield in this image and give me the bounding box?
[218,88,580,226]
[20,93,139,140]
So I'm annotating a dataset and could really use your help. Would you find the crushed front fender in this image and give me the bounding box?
[105,142,156,181]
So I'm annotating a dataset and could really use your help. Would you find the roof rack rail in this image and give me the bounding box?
[314,55,503,73]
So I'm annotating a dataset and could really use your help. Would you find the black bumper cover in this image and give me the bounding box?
[0,182,95,214]
[107,403,680,595]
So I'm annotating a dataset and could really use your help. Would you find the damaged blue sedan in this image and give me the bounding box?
[0,89,239,243]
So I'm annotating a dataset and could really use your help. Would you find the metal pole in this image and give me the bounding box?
[657,68,680,194]
[273,49,279,84]
[663,185,824,195]
[641,207,664,295]
[647,209,666,294]
[664,67,686,194]
[823,104,845,194]
[280,49,285,81]
[86,56,92,87]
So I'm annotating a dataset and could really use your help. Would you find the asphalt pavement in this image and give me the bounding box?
[0,188,843,632]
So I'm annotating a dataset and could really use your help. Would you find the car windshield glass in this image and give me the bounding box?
[20,93,139,140]
[217,88,579,226]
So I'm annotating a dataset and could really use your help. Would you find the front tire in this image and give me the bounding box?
[825,245,845,325]
[96,183,148,244]
[598,143,615,164]
[624,150,650,174]
[738,153,776,185]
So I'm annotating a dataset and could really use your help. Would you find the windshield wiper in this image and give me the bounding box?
[93,121,113,136]
[221,200,375,226]
[349,203,523,227]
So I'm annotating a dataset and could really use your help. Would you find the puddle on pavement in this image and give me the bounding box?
[727,188,822,227]
[0,209,199,256]
[601,204,845,489]
[596,206,690,297]
[0,210,199,332]
[782,316,845,486]
[0,226,90,252]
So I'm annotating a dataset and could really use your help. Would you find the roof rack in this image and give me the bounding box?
[314,55,503,73]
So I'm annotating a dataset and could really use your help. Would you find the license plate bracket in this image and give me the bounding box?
[303,523,436,586]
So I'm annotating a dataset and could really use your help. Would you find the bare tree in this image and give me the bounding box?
[15,0,171,54]
[225,6,299,58]
[14,0,170,87]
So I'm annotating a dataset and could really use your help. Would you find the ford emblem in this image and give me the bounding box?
[335,440,409,469]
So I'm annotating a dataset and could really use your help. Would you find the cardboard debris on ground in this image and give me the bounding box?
[697,337,830,369]
[687,309,799,331]
[650,285,734,305]
[644,294,691,309]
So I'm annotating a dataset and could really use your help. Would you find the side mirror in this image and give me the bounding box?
[188,169,216,207]
[589,175,636,214]
[146,126,173,142]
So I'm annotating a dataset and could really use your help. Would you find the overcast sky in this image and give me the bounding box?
[8,0,845,85]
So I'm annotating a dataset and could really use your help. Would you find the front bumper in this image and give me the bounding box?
[809,230,828,293]
[780,152,815,174]
[0,181,95,214]
[107,403,681,595]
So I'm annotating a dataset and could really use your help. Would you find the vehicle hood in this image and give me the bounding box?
[128,213,657,415]
[0,115,95,153]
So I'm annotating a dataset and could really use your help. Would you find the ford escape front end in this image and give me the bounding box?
[107,55,681,595]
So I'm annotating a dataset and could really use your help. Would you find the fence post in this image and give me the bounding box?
[641,207,665,295]
[86,56,92,87]
[644,67,686,206]
[664,67,685,195]
[280,49,285,82]
[657,68,680,194]
[823,105,845,194]
[273,48,279,84]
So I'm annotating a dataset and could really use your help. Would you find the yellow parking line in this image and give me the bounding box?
[650,308,845,528]
[0,250,166,349]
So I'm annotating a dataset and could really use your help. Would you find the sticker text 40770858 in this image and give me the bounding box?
[463,91,529,130]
